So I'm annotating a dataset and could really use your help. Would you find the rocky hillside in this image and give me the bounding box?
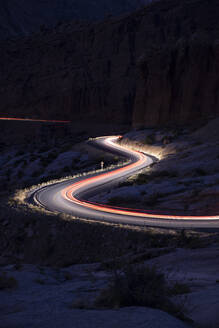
[0,0,219,127]
[0,0,150,39]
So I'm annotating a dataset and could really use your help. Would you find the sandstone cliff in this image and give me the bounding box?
[0,0,219,128]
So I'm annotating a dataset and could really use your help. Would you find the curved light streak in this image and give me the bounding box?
[61,136,219,221]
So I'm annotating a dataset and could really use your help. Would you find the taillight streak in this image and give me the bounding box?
[61,136,219,221]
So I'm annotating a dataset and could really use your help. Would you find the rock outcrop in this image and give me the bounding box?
[0,0,219,127]
[134,38,219,127]
[0,0,149,39]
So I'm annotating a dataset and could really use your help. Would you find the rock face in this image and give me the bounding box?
[134,38,219,127]
[0,0,219,128]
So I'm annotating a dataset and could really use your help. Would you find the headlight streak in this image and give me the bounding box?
[61,136,219,221]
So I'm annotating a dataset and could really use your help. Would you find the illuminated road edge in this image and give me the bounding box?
[54,136,219,222]
[30,136,219,229]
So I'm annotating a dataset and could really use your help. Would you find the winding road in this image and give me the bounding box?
[32,136,219,229]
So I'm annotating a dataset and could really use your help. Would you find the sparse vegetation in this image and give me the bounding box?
[40,151,58,167]
[107,195,138,206]
[134,173,150,185]
[60,144,72,153]
[95,265,187,320]
[21,160,27,168]
[34,278,46,285]
[193,168,207,176]
[17,170,24,179]
[95,265,166,308]
[0,272,18,290]
[178,230,205,249]
[1,201,210,267]
[169,282,191,295]
[63,166,70,173]
[32,170,43,178]
[133,170,178,186]
[99,248,172,271]
[15,150,25,156]
[144,135,154,145]
[144,192,162,206]
[119,179,132,187]
[14,159,23,166]
[29,154,37,162]
[71,299,88,309]
[63,271,73,281]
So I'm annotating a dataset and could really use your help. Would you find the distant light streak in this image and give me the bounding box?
[0,117,70,123]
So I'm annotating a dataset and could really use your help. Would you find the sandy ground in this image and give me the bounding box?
[147,245,219,327]
[1,244,219,327]
[0,263,188,328]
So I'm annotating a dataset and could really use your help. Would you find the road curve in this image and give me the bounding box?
[32,136,219,229]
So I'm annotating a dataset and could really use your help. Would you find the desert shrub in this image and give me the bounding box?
[108,196,125,205]
[95,266,166,308]
[134,170,178,186]
[61,144,71,153]
[169,282,190,295]
[63,271,73,281]
[22,160,27,168]
[40,151,58,167]
[135,173,150,185]
[108,195,138,206]
[6,169,11,178]
[119,180,132,187]
[34,278,45,285]
[13,159,23,166]
[63,166,70,173]
[144,135,154,145]
[151,170,178,178]
[144,193,162,206]
[99,258,124,271]
[193,168,207,176]
[17,170,24,179]
[178,230,204,249]
[40,157,49,167]
[95,265,185,319]
[71,299,88,309]
[0,272,18,290]
[32,170,43,178]
[29,155,37,162]
[74,158,80,164]
[38,145,49,153]
[15,150,25,156]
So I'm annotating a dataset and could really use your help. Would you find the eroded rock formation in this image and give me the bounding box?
[0,0,219,127]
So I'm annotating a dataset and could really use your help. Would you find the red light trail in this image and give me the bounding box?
[0,117,70,123]
[61,136,219,221]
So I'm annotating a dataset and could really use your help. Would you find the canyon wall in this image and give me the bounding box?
[0,0,219,128]
[134,38,219,127]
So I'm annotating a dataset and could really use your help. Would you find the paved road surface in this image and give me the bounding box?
[32,136,219,229]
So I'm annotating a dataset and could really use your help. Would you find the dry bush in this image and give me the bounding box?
[0,272,18,290]
[95,265,188,321]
